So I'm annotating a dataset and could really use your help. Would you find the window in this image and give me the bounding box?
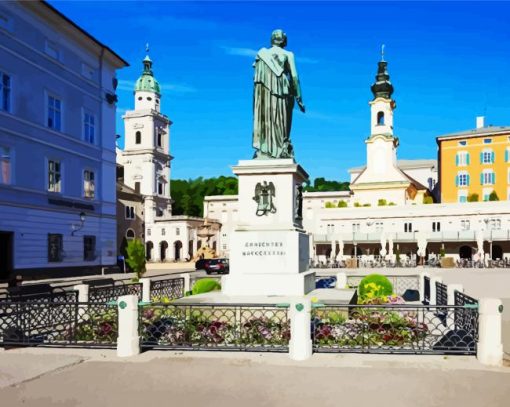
[126,229,135,239]
[176,227,180,236]
[147,229,151,237]
[135,131,141,144]
[47,160,61,192]
[458,140,467,146]
[0,72,11,112]
[375,222,383,231]
[352,223,360,232]
[83,170,95,198]
[125,205,135,219]
[0,146,11,185]
[48,233,63,262]
[481,150,494,164]
[460,220,470,231]
[483,138,492,144]
[134,182,140,194]
[158,182,163,195]
[456,172,469,187]
[83,236,96,261]
[432,222,441,232]
[489,218,501,230]
[458,191,467,203]
[481,171,495,185]
[161,228,166,236]
[45,40,60,60]
[404,222,412,233]
[47,95,62,131]
[377,111,384,125]
[326,224,335,234]
[84,111,95,144]
[157,132,162,147]
[455,151,469,166]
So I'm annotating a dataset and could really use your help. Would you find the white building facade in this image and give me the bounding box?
[0,1,128,280]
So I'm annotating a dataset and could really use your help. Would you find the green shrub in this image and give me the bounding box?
[125,239,146,282]
[377,199,387,206]
[467,193,479,202]
[337,200,348,208]
[191,278,221,295]
[489,191,499,201]
[423,196,434,204]
[439,247,446,258]
[388,202,396,206]
[362,203,371,207]
[358,274,393,302]
[354,202,361,207]
[325,201,335,208]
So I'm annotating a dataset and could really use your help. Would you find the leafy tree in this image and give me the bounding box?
[325,201,335,208]
[489,191,499,201]
[337,200,348,208]
[125,239,146,281]
[378,199,387,206]
[304,177,350,192]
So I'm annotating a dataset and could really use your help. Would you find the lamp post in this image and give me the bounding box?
[71,212,86,236]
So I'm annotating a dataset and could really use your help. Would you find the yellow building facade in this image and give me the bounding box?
[437,126,510,203]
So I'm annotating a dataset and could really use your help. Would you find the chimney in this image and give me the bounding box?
[476,116,485,129]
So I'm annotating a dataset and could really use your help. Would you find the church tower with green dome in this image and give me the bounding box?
[119,50,173,248]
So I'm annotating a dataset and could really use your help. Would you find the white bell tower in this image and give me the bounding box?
[119,50,173,224]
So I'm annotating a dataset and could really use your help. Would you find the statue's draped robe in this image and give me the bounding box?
[252,48,295,159]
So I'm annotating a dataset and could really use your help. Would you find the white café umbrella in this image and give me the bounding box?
[380,232,387,257]
[330,240,337,261]
[416,231,428,258]
[336,239,344,261]
[476,229,484,257]
[387,234,394,259]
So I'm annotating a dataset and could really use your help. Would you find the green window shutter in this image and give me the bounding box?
[455,154,459,166]
[480,152,483,163]
[505,149,508,162]
[491,152,494,163]
[493,172,496,184]
[467,174,470,186]
[480,173,484,185]
[467,153,470,165]
[455,175,459,187]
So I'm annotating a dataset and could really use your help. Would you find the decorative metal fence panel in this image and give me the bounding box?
[423,276,430,305]
[139,303,289,352]
[89,283,141,303]
[2,287,78,303]
[150,278,185,301]
[312,304,478,355]
[454,291,479,341]
[0,302,117,347]
[346,275,420,296]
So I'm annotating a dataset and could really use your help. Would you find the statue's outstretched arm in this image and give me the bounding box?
[288,52,305,112]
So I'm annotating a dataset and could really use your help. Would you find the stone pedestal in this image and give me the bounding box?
[222,159,315,296]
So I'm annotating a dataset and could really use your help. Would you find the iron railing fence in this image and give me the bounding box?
[0,301,117,348]
[423,276,431,305]
[150,278,185,301]
[454,291,479,341]
[88,282,141,303]
[312,304,478,355]
[139,303,290,352]
[0,286,78,303]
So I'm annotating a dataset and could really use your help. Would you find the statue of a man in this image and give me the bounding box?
[252,29,305,159]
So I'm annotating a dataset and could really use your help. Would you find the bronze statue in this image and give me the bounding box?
[252,29,305,159]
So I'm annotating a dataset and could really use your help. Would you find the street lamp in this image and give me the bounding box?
[71,212,86,236]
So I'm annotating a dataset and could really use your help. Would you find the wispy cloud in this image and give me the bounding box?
[116,79,196,93]
[221,46,318,64]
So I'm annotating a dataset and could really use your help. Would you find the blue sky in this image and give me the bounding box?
[51,1,510,181]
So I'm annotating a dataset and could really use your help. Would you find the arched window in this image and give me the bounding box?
[135,131,141,144]
[377,111,385,125]
[126,229,135,239]
[157,133,162,147]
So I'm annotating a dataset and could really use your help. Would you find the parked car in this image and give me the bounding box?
[204,258,229,275]
[195,258,208,270]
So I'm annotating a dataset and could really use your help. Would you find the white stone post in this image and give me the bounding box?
[477,298,503,366]
[289,299,312,361]
[139,278,151,303]
[73,284,89,303]
[429,276,442,305]
[116,295,140,357]
[180,273,191,294]
[335,272,347,289]
[419,272,430,303]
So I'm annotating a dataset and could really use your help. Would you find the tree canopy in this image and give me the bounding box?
[304,177,350,192]
[171,176,238,217]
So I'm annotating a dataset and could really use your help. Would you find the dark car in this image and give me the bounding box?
[204,258,229,275]
[195,258,208,270]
